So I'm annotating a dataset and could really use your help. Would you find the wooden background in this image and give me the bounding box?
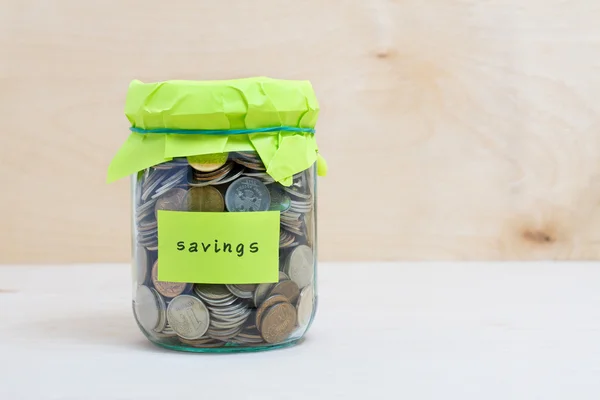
[2,0,600,263]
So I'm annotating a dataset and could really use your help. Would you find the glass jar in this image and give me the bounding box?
[108,77,326,352]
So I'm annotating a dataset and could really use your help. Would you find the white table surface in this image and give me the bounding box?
[1,262,600,400]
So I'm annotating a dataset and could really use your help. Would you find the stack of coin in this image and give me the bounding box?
[136,163,188,250]
[189,161,245,187]
[233,151,266,171]
[132,151,317,350]
[279,229,298,249]
[193,284,252,341]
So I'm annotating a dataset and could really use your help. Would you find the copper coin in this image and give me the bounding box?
[255,294,288,330]
[260,302,297,344]
[151,261,187,298]
[188,153,229,172]
[185,186,224,211]
[154,188,187,215]
[269,280,300,304]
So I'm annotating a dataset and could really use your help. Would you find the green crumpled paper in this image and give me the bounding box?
[107,77,326,185]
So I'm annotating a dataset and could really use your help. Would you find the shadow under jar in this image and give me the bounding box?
[108,77,326,352]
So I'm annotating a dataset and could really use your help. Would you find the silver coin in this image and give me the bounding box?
[138,218,158,230]
[296,285,314,327]
[225,177,271,212]
[142,171,169,201]
[226,284,254,299]
[208,302,248,317]
[201,295,239,307]
[135,246,148,284]
[253,283,275,307]
[135,285,160,332]
[284,245,314,289]
[136,211,156,229]
[281,211,302,220]
[151,169,188,199]
[210,320,244,330]
[136,196,158,217]
[209,305,248,318]
[166,295,210,340]
[193,284,232,300]
[283,186,311,200]
[151,288,168,333]
[210,313,250,329]
[213,307,251,322]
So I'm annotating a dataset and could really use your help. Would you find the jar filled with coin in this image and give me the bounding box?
[107,77,327,352]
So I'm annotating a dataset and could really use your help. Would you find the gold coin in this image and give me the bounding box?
[255,294,288,330]
[188,153,229,172]
[151,261,187,298]
[260,302,297,344]
[185,187,225,212]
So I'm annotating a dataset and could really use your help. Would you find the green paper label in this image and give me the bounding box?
[156,210,280,284]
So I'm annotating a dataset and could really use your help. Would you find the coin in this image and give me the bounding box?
[235,284,257,292]
[268,185,291,212]
[226,284,255,299]
[210,311,251,329]
[151,168,188,199]
[212,165,245,185]
[225,177,271,212]
[260,302,297,344]
[142,170,169,201]
[133,157,319,349]
[154,188,187,215]
[296,285,314,327]
[193,284,232,301]
[151,261,186,298]
[167,295,210,340]
[284,245,314,289]
[151,287,168,332]
[255,294,288,329]
[269,280,300,304]
[135,246,148,284]
[191,162,234,181]
[185,186,225,211]
[234,157,266,171]
[253,283,275,307]
[188,153,229,172]
[135,285,160,332]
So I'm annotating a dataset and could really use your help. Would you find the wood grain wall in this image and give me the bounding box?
[2,0,600,263]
